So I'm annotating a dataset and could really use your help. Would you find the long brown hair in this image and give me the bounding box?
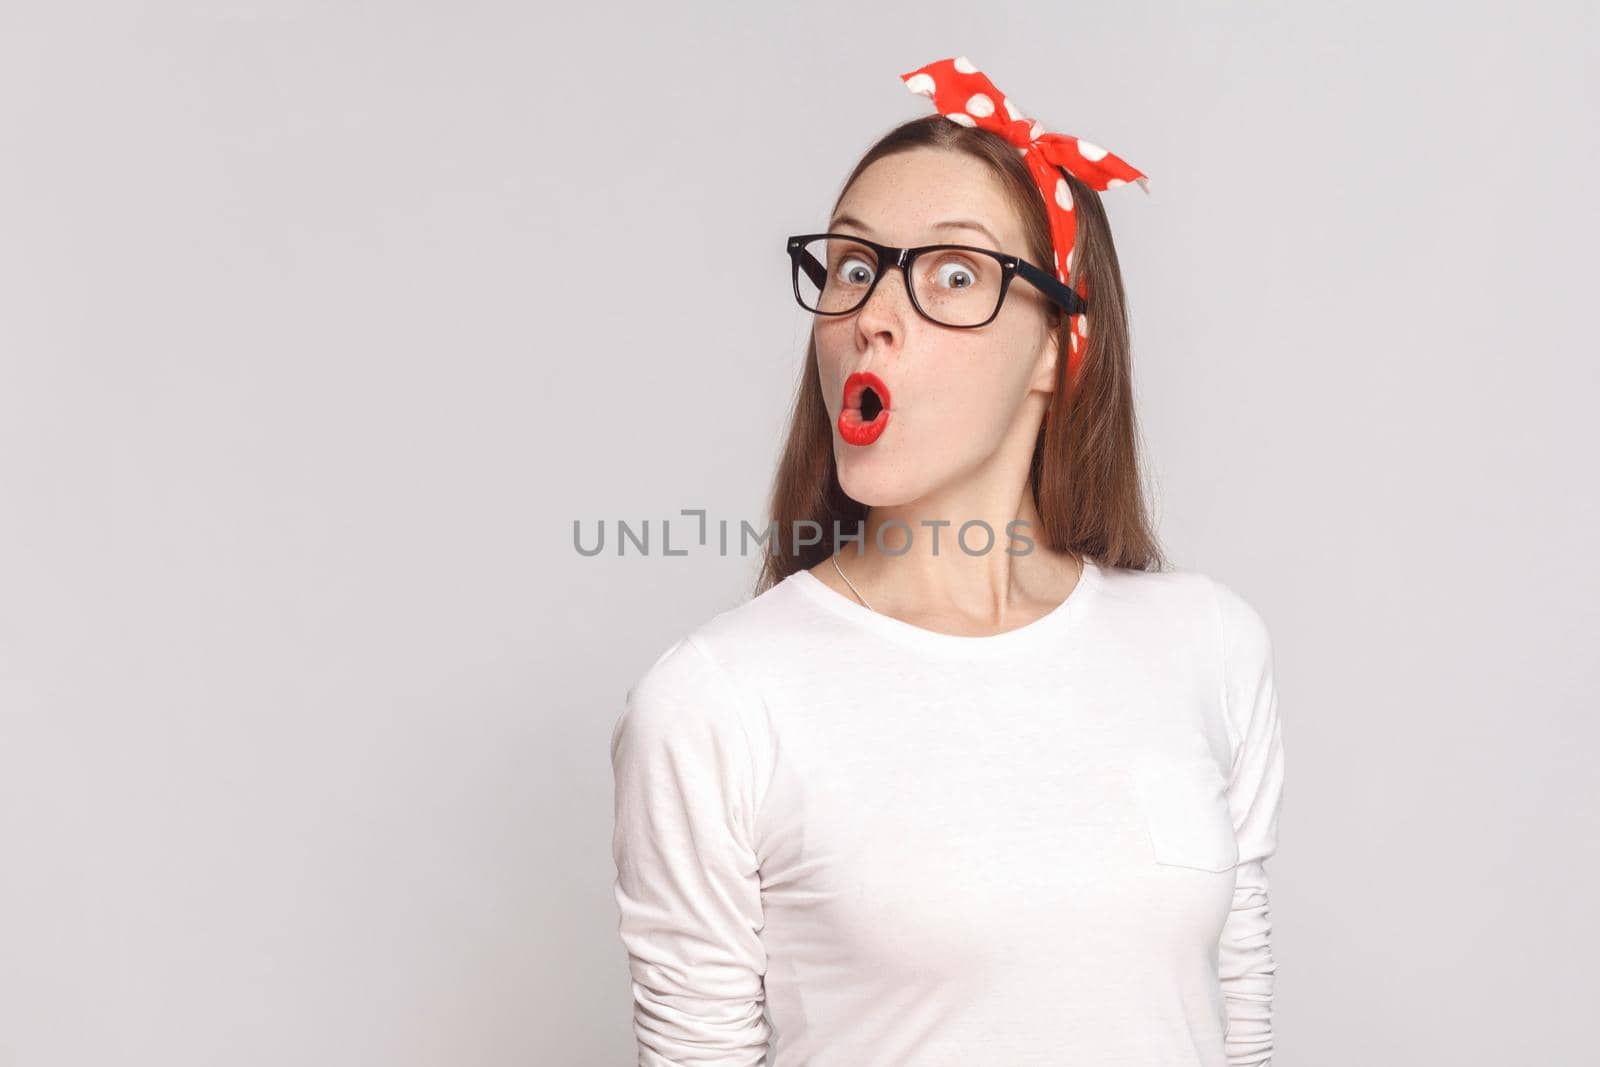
[756,115,1167,595]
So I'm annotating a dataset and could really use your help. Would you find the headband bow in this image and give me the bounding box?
[901,56,1148,383]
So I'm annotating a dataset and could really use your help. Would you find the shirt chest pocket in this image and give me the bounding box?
[1126,748,1240,873]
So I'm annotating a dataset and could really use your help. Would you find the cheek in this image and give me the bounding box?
[916,360,1011,434]
[813,328,852,407]
[916,338,1033,428]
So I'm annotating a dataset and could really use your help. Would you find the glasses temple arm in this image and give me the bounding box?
[1015,259,1087,317]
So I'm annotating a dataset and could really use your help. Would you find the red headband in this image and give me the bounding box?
[900,56,1148,384]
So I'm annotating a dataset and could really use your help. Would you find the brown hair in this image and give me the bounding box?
[755,115,1168,595]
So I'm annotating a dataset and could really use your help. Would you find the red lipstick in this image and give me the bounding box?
[839,371,892,446]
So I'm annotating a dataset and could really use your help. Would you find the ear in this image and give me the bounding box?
[1030,315,1063,393]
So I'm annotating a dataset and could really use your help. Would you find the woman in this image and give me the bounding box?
[609,56,1285,1067]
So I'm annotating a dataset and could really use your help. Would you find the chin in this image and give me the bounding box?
[835,448,928,509]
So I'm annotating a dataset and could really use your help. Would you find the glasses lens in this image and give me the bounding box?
[793,236,875,316]
[792,236,1004,326]
[909,245,1005,327]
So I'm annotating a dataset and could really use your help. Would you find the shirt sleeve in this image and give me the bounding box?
[1211,578,1287,1067]
[608,634,770,1066]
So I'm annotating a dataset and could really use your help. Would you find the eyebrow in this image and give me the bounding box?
[827,213,1003,249]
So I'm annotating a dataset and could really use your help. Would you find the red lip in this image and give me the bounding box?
[840,371,892,446]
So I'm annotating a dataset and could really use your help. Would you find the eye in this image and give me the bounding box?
[932,257,980,290]
[835,254,875,286]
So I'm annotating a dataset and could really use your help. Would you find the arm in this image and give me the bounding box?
[1211,578,1286,1067]
[609,635,770,1066]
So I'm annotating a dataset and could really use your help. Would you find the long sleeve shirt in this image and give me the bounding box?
[608,558,1286,1066]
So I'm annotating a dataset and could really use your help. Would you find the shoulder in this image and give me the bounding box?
[1090,560,1219,637]
[1203,573,1275,676]
[1092,564,1277,733]
[610,574,807,755]
[1094,562,1272,647]
[623,633,733,718]
[608,632,763,795]
[657,571,823,695]
[630,572,807,683]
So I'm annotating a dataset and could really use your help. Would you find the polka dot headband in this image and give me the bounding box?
[901,56,1149,381]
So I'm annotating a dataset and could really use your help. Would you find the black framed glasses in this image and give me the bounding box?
[786,232,1086,329]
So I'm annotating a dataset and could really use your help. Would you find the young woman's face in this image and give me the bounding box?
[814,147,1060,508]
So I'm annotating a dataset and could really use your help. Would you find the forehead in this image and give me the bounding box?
[832,147,1025,251]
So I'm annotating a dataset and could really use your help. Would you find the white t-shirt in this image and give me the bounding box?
[609,558,1285,1066]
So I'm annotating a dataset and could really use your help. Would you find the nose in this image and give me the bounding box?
[854,258,913,346]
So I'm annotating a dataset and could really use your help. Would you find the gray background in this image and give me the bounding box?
[1,2,1595,1064]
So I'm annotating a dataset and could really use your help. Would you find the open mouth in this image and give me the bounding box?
[840,371,892,446]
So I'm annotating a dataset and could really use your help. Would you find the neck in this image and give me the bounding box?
[838,476,1079,625]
